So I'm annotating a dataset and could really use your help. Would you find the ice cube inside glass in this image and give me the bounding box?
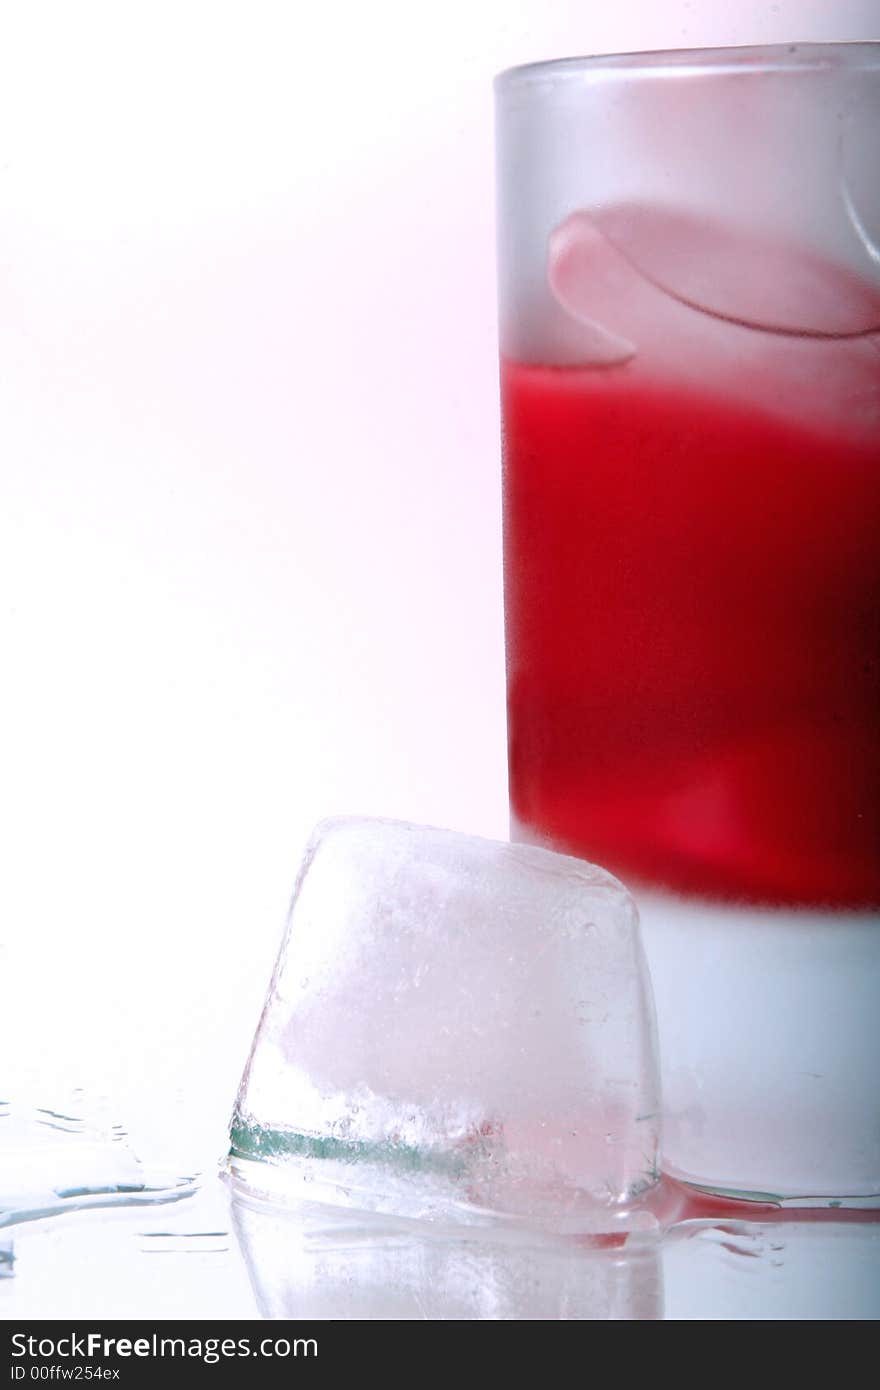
[229,818,661,1229]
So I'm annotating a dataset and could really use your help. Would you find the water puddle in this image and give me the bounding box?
[0,1091,197,1231]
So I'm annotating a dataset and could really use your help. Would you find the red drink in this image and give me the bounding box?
[502,360,880,907]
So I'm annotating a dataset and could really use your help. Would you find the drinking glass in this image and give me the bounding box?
[496,44,880,1203]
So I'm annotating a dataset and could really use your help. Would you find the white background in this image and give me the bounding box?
[2,1,878,1157]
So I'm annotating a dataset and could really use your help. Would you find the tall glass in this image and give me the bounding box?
[496,45,880,1203]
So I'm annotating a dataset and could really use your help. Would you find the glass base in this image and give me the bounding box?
[638,891,880,1206]
[668,1177,880,1211]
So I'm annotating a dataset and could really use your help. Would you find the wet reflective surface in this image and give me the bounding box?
[3,1096,878,1320]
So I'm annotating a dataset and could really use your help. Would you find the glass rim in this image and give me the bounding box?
[495,41,880,91]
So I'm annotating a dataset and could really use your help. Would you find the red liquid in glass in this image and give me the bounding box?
[502,361,880,907]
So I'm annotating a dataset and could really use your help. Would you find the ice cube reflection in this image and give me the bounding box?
[230,1184,663,1321]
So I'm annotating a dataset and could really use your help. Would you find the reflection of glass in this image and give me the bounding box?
[230,1186,663,1320]
[496,45,880,1203]
[229,818,660,1229]
[664,1214,880,1321]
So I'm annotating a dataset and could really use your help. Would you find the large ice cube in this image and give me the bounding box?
[229,818,661,1229]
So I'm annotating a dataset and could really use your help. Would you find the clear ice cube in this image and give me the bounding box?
[545,204,880,442]
[229,818,661,1230]
[551,204,880,340]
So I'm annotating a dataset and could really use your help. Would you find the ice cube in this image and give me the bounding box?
[546,203,880,441]
[553,203,880,339]
[229,818,661,1229]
